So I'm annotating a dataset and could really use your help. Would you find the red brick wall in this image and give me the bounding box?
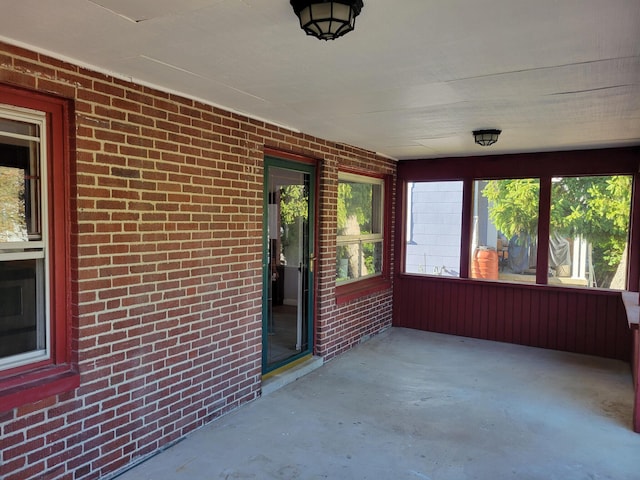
[315,145,395,359]
[0,42,395,480]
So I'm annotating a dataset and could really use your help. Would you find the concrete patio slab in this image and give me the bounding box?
[114,328,639,480]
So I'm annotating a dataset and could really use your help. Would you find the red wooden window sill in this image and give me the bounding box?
[0,365,79,412]
[336,276,391,305]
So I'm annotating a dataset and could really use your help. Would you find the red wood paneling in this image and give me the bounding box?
[398,147,640,181]
[393,275,631,361]
[633,329,640,432]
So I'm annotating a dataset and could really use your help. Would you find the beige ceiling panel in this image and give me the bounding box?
[0,0,637,159]
[88,0,223,23]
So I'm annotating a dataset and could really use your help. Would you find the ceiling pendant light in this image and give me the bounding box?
[473,129,501,147]
[290,0,364,41]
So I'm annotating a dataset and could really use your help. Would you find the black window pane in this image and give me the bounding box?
[0,259,45,359]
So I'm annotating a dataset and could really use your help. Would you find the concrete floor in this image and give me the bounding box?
[115,328,639,480]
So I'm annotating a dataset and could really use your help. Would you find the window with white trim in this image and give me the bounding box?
[0,106,49,370]
[336,172,384,284]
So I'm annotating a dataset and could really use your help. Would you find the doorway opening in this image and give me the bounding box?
[262,157,315,374]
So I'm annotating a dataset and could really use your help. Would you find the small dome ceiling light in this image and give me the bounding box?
[290,0,364,41]
[473,129,502,147]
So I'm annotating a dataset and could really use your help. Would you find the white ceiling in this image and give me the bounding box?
[1,0,639,160]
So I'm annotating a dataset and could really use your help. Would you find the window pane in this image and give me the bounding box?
[364,241,383,277]
[337,172,385,285]
[0,136,42,242]
[472,179,539,283]
[336,241,383,282]
[405,181,463,276]
[338,180,382,236]
[0,166,28,241]
[0,107,47,370]
[0,118,39,137]
[549,175,631,289]
[0,259,46,360]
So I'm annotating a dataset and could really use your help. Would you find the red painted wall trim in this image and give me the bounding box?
[336,277,392,305]
[536,177,552,285]
[633,330,640,432]
[460,179,473,279]
[0,365,79,411]
[629,173,640,292]
[398,147,640,180]
[264,146,321,165]
[0,84,78,410]
[383,173,393,283]
[394,180,407,277]
[339,165,387,180]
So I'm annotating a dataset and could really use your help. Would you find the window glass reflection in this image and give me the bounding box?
[471,179,540,283]
[549,175,631,289]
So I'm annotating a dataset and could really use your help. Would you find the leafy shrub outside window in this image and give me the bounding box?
[548,175,631,289]
[336,172,384,283]
[478,175,631,289]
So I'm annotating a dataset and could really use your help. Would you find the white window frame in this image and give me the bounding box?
[0,105,50,371]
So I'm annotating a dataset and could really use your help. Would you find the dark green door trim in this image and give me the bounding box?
[262,156,316,374]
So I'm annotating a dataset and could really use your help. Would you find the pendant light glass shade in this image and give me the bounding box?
[291,0,364,40]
